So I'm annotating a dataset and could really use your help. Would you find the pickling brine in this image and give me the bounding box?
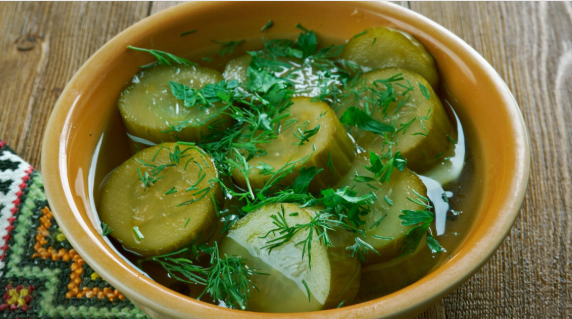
[91,24,478,312]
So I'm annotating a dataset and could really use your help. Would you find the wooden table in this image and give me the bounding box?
[1,2,570,318]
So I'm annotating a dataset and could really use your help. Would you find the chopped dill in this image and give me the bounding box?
[101,222,113,236]
[353,30,367,39]
[384,195,393,206]
[261,20,274,32]
[212,39,245,56]
[127,46,195,67]
[327,152,335,172]
[132,226,144,240]
[180,29,197,37]
[419,83,431,100]
[165,187,177,195]
[302,279,311,302]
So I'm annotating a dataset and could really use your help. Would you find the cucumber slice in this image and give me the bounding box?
[222,54,251,83]
[119,65,231,144]
[342,26,440,90]
[223,54,343,97]
[334,153,427,265]
[99,142,221,256]
[337,68,454,173]
[219,203,360,312]
[231,97,355,193]
[357,237,440,300]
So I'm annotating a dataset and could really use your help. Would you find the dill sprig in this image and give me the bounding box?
[212,39,245,56]
[127,46,195,68]
[143,243,265,310]
[293,123,320,146]
[101,222,113,236]
[346,237,379,261]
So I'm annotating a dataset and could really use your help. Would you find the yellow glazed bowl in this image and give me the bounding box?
[41,2,530,318]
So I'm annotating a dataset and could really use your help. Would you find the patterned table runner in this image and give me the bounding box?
[0,141,148,319]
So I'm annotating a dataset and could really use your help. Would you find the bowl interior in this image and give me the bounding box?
[42,2,529,318]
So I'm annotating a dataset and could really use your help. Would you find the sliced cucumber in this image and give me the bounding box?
[219,203,360,312]
[119,65,231,144]
[342,26,439,90]
[99,142,221,256]
[357,237,440,300]
[222,54,251,83]
[334,152,427,265]
[223,54,343,97]
[231,97,355,193]
[337,68,454,173]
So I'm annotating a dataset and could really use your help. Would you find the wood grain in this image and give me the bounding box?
[0,2,570,318]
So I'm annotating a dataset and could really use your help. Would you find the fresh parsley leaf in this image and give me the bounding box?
[364,151,407,183]
[294,25,317,58]
[339,106,395,134]
[426,233,446,254]
[292,167,322,194]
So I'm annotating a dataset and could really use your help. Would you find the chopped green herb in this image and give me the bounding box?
[365,151,407,183]
[293,124,320,146]
[101,222,113,236]
[447,134,457,144]
[369,214,387,229]
[180,29,197,37]
[372,235,393,240]
[353,30,367,39]
[426,234,446,254]
[419,83,431,100]
[212,39,245,56]
[165,187,177,195]
[384,195,393,206]
[302,279,311,302]
[327,152,335,172]
[132,226,144,240]
[340,106,395,135]
[127,46,195,67]
[143,243,265,310]
[261,20,274,32]
[346,237,379,261]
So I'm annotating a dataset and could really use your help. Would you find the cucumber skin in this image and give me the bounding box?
[118,65,232,145]
[342,26,440,90]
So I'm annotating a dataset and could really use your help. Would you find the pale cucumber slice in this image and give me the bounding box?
[223,54,343,97]
[219,203,360,312]
[118,65,231,144]
[99,142,221,256]
[357,237,440,300]
[341,26,439,90]
[222,54,251,83]
[231,97,355,193]
[337,68,455,173]
[334,152,427,265]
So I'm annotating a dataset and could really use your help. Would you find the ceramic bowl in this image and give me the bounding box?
[41,2,530,318]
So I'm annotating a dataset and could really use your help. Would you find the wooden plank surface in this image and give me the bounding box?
[0,2,570,318]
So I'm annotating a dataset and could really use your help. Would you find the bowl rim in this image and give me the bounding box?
[41,1,530,318]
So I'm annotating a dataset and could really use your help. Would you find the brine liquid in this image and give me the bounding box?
[87,49,481,307]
